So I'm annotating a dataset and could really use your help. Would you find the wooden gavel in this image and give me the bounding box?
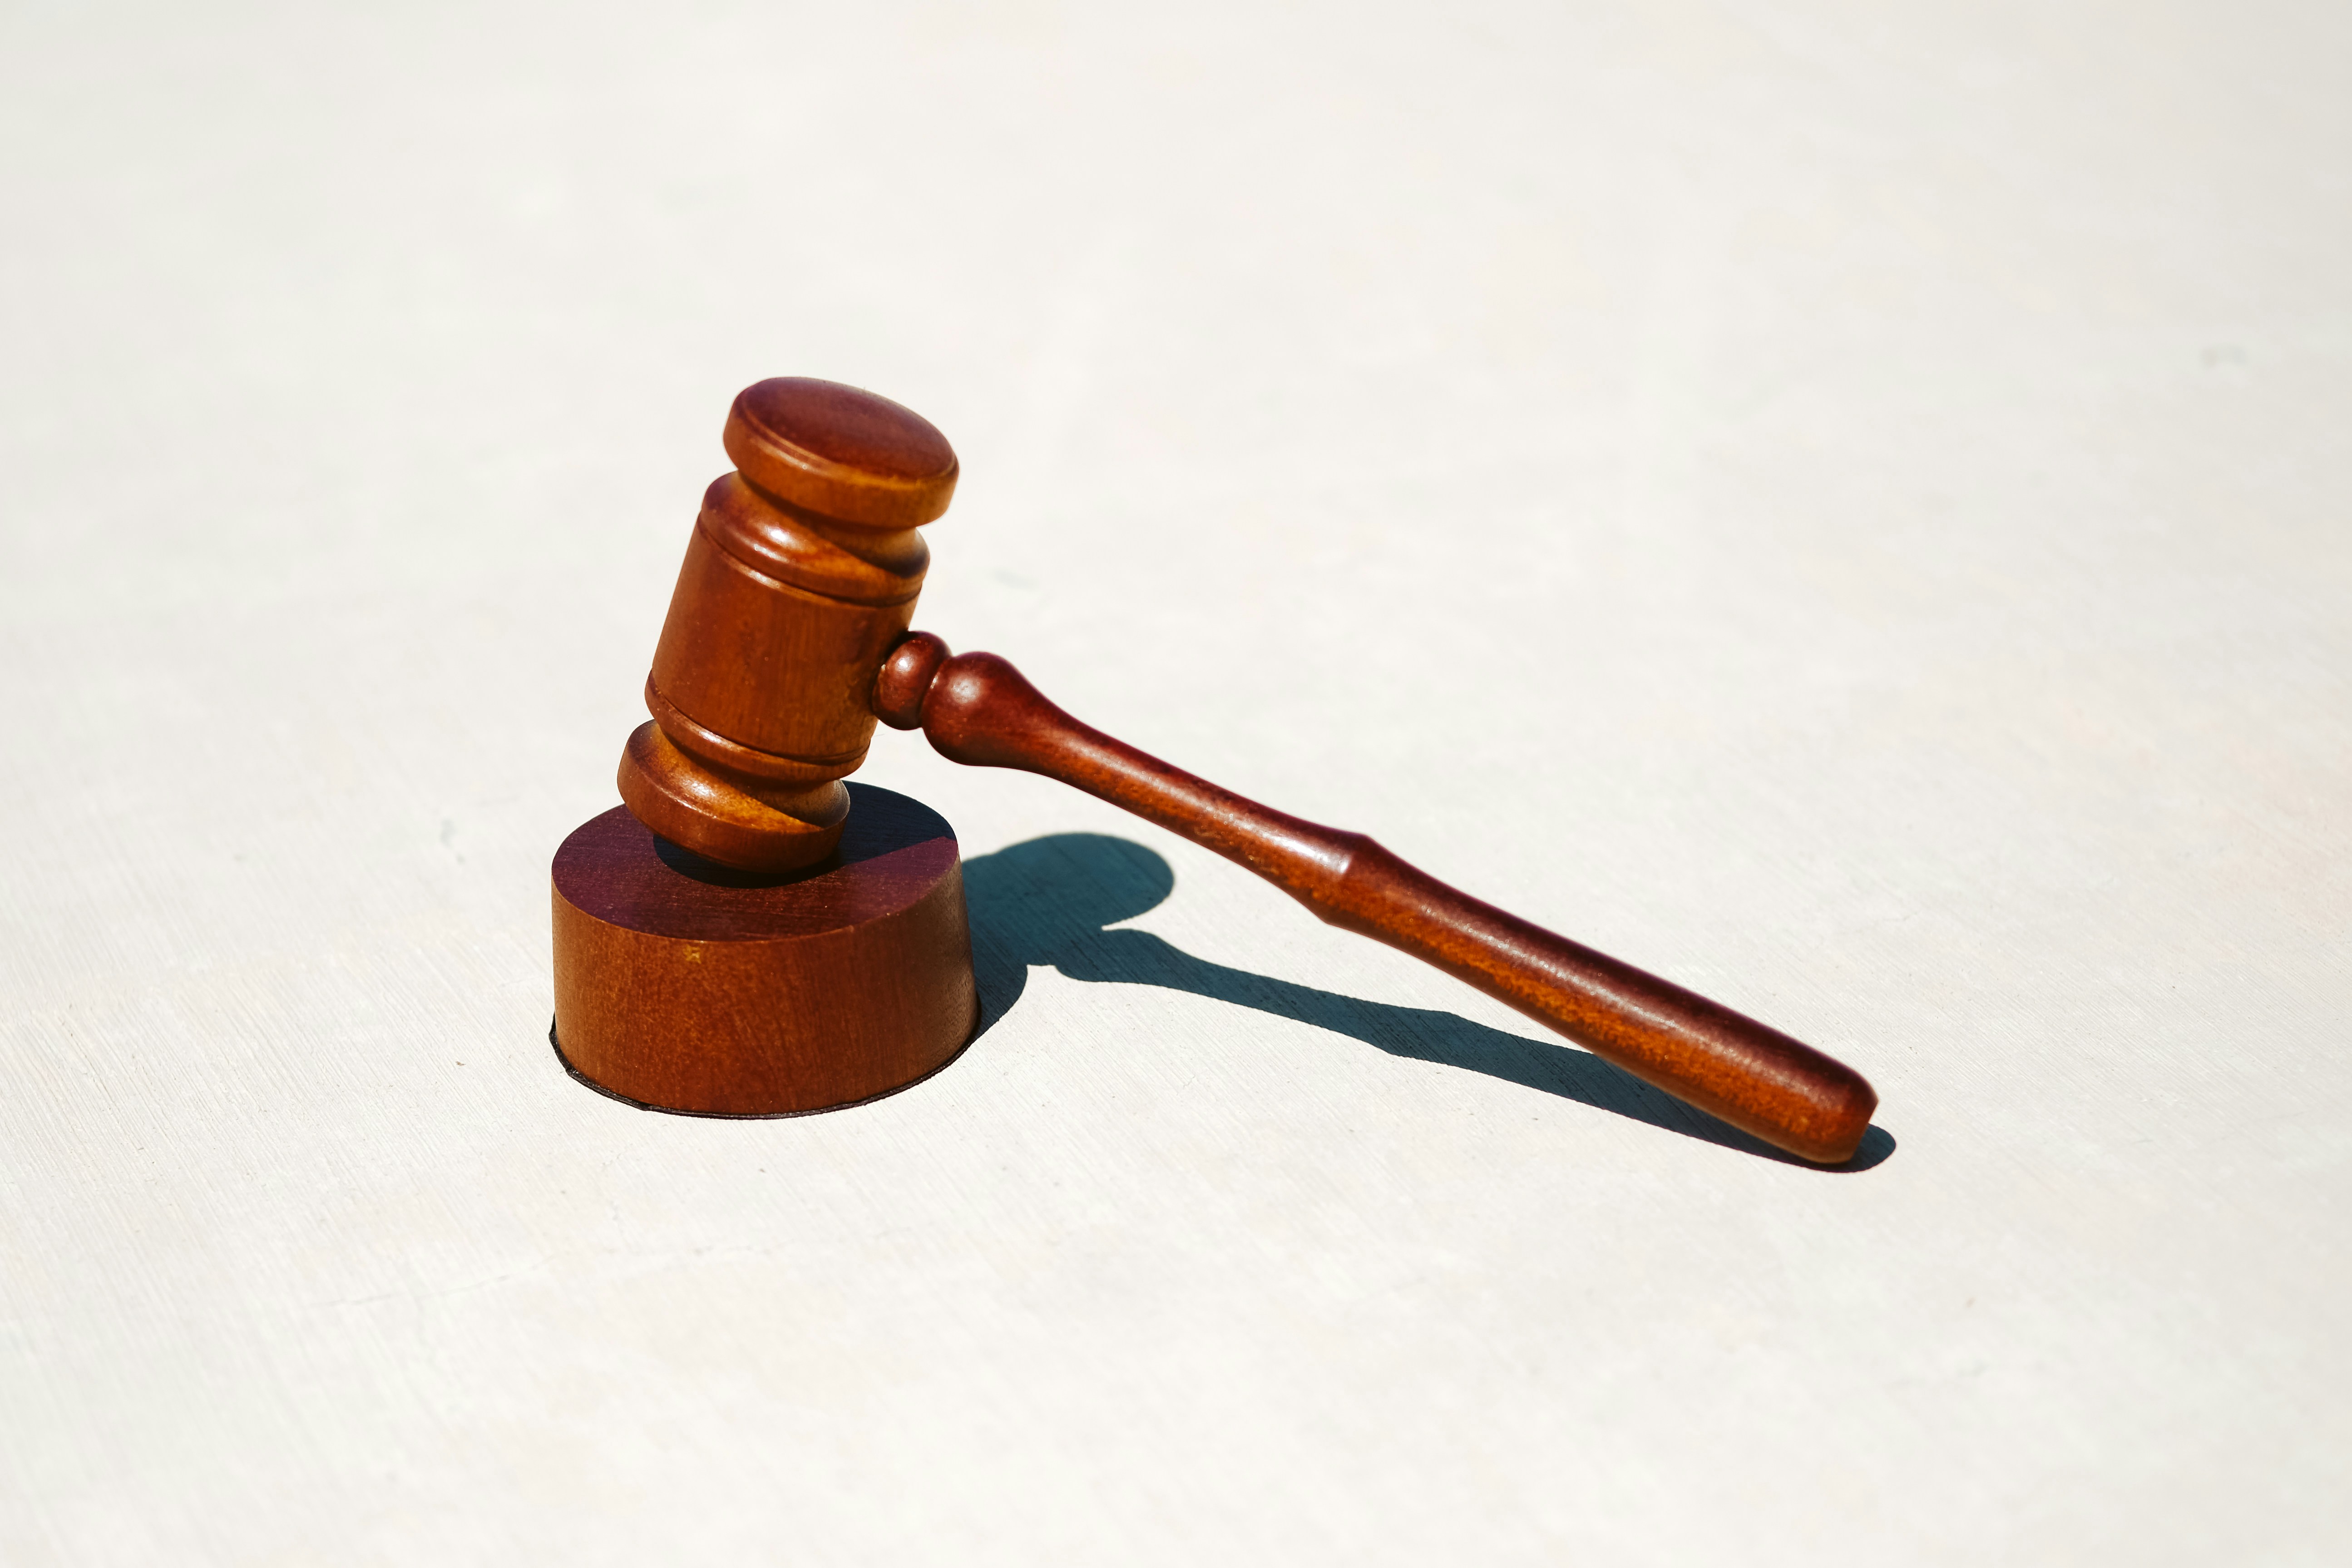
[608,377,1876,1164]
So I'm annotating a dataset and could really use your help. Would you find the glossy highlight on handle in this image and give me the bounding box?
[875,634,1878,1164]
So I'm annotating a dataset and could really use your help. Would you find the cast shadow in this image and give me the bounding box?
[961,834,1897,1172]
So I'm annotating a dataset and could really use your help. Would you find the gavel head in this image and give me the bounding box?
[616,378,958,873]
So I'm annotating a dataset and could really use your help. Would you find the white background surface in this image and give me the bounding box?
[4,2,2347,1562]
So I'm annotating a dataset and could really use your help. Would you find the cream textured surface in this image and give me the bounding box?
[4,3,2347,1562]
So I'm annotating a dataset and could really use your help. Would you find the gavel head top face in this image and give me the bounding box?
[617,378,959,873]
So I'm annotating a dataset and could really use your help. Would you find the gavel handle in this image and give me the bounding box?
[876,640,1876,1165]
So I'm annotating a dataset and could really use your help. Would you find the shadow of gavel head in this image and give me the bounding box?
[615,377,958,874]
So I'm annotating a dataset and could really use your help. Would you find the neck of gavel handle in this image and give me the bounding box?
[914,651,1877,1166]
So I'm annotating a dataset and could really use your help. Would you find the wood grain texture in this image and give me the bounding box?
[722,376,960,529]
[889,642,1877,1164]
[621,379,957,872]
[552,785,977,1114]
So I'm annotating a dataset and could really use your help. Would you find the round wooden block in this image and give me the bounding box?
[550,783,977,1115]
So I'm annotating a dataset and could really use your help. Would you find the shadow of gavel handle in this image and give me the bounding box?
[875,634,1876,1165]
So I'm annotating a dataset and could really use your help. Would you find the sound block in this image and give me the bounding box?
[550,782,977,1115]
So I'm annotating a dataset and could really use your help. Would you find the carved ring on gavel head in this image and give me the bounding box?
[552,377,1880,1166]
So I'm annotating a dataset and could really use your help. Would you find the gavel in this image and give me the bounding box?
[562,376,1877,1165]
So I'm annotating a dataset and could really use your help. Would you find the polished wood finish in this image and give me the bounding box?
[552,786,977,1115]
[880,640,1878,1165]
[584,375,1876,1161]
[619,379,957,873]
[872,629,951,731]
[722,375,959,530]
